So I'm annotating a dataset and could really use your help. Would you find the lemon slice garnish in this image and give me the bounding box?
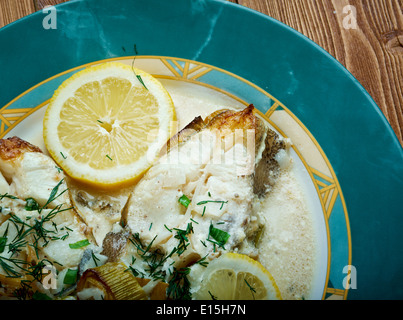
[43,62,175,188]
[190,253,282,300]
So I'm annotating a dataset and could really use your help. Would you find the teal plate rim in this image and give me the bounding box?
[0,0,402,300]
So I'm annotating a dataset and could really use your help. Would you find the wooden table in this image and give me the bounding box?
[1,0,402,146]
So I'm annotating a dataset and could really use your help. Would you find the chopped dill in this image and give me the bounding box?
[197,199,228,210]
[166,267,191,300]
[173,223,193,255]
[0,236,7,253]
[0,193,18,201]
[195,254,209,267]
[0,180,72,298]
[131,44,148,90]
[91,251,100,267]
[208,290,218,300]
[244,279,256,299]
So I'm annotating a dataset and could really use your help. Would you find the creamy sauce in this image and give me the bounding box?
[256,166,317,300]
[164,80,319,300]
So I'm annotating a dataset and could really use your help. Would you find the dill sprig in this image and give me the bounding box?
[129,233,167,281]
[0,179,71,295]
[166,267,192,300]
[172,223,193,255]
[131,44,148,90]
[126,222,196,299]
[197,199,228,210]
[244,279,256,299]
[0,255,28,278]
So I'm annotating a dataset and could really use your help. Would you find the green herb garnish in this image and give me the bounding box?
[208,223,230,249]
[166,267,191,300]
[244,279,256,299]
[69,239,90,249]
[0,193,18,200]
[208,291,217,300]
[131,44,148,90]
[25,198,39,211]
[0,236,7,253]
[32,291,52,300]
[0,181,71,295]
[63,268,78,285]
[197,199,228,210]
[178,194,191,208]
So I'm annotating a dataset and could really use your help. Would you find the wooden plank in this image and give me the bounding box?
[0,0,36,27]
[235,0,403,145]
[35,0,68,10]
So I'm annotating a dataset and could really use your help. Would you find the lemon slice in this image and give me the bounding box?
[43,62,175,188]
[189,253,282,300]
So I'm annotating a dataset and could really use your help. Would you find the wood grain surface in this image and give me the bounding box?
[1,0,402,145]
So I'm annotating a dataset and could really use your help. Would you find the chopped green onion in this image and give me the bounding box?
[63,268,78,285]
[178,194,191,208]
[25,198,39,211]
[69,239,90,249]
[32,292,52,300]
[209,224,230,246]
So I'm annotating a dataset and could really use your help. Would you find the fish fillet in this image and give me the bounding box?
[124,105,287,267]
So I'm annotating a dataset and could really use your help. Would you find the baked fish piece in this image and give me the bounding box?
[68,179,132,246]
[124,105,286,268]
[0,136,71,209]
[0,136,131,247]
[0,137,96,297]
